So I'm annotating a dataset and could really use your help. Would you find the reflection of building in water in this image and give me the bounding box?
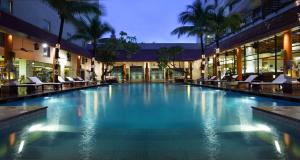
[143,84,151,104]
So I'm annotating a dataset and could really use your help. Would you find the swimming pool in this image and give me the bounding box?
[0,84,300,159]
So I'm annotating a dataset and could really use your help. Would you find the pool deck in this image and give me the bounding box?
[191,83,300,102]
[0,106,47,122]
[252,106,300,123]
[0,84,105,104]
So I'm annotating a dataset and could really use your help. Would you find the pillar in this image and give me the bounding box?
[145,62,149,82]
[123,64,127,82]
[4,34,14,82]
[236,47,243,81]
[213,55,217,77]
[204,57,208,79]
[189,61,193,79]
[76,56,81,77]
[4,34,13,63]
[283,31,293,74]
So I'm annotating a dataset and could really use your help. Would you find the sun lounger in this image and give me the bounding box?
[66,77,86,86]
[58,76,74,87]
[1,82,43,95]
[174,76,185,83]
[105,76,118,83]
[28,76,62,90]
[202,76,217,85]
[226,75,258,89]
[251,74,286,91]
[74,76,91,85]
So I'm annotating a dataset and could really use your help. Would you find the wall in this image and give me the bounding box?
[8,0,83,47]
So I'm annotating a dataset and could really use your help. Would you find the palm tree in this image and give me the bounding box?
[207,6,241,79]
[41,0,101,82]
[207,6,241,52]
[70,15,113,81]
[171,0,213,60]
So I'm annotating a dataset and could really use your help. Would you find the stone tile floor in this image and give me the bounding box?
[0,106,47,122]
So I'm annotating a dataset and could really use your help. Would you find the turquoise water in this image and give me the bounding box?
[1,84,300,160]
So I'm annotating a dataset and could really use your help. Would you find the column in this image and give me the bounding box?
[204,57,208,79]
[189,61,193,80]
[236,47,243,81]
[4,34,13,63]
[145,62,149,82]
[76,56,81,77]
[123,64,127,82]
[213,55,217,77]
[283,31,292,74]
[4,34,15,82]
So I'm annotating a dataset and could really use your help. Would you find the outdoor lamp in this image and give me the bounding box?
[42,43,48,48]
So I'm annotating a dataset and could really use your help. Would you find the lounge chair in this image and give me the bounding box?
[105,76,118,83]
[58,76,74,88]
[206,75,228,86]
[1,82,43,95]
[28,76,62,90]
[250,74,286,91]
[66,77,86,87]
[74,76,90,86]
[202,76,217,85]
[174,76,185,83]
[227,75,258,89]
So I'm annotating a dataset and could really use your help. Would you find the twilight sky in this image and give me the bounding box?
[101,0,196,43]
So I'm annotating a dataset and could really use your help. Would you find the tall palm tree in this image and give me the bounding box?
[41,0,101,82]
[207,6,241,78]
[207,6,241,52]
[171,0,213,59]
[70,15,113,81]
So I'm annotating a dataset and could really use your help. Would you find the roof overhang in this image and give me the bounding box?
[205,6,300,56]
[0,11,92,58]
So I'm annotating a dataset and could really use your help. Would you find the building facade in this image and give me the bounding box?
[0,0,103,82]
[201,0,300,81]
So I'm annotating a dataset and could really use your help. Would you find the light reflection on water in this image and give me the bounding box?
[0,84,300,159]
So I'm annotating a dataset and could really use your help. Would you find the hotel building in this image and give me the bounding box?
[202,0,300,81]
[0,0,299,84]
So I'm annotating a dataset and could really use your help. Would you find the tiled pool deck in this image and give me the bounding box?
[0,106,47,122]
[0,84,103,104]
[192,83,300,102]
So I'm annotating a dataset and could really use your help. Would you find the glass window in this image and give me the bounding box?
[259,36,276,73]
[292,27,300,77]
[245,44,258,73]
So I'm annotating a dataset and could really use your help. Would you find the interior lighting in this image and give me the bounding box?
[275,140,281,153]
[42,43,48,48]
[18,140,25,153]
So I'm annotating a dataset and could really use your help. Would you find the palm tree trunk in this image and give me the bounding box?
[215,35,221,79]
[53,16,65,83]
[200,35,205,55]
[200,35,205,78]
[91,40,96,81]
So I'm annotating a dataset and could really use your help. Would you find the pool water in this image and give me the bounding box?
[1,84,300,160]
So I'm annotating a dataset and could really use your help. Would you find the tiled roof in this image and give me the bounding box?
[114,50,201,62]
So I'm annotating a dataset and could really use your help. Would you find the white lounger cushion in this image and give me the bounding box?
[58,76,66,83]
[66,77,75,82]
[209,76,216,80]
[77,77,84,81]
[251,74,286,85]
[28,77,43,84]
[244,75,258,83]
[272,74,286,83]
